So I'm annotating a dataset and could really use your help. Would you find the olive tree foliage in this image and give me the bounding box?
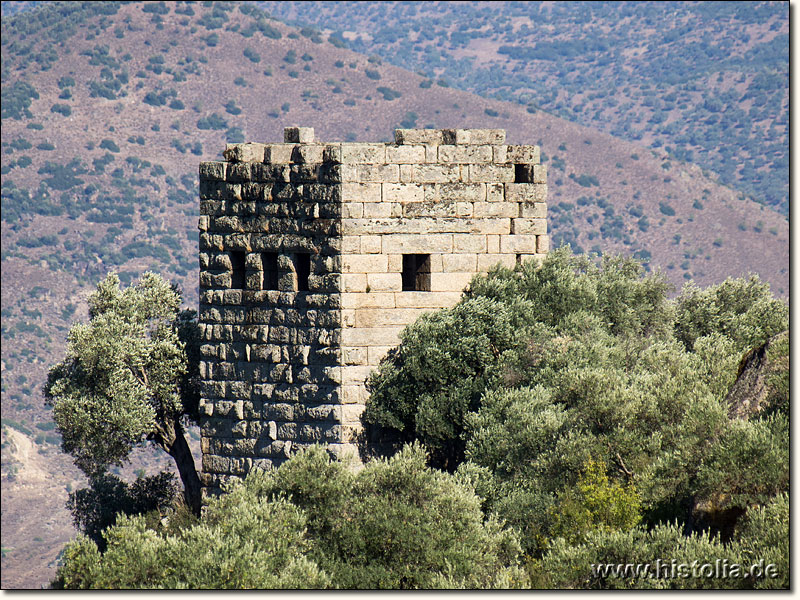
[54,445,529,589]
[535,493,788,590]
[66,472,178,552]
[363,248,789,567]
[44,272,202,513]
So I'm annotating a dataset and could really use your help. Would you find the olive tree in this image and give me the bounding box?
[44,272,202,513]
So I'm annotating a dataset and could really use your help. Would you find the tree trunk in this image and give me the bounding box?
[153,418,203,516]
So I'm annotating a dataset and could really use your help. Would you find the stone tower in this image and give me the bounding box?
[197,126,548,494]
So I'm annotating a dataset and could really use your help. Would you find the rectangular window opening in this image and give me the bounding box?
[261,252,279,290]
[402,254,431,291]
[515,163,533,183]
[229,251,246,289]
[293,253,311,292]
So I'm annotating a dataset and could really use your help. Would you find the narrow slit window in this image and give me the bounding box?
[261,252,279,290]
[229,251,246,289]
[293,253,311,292]
[402,254,431,291]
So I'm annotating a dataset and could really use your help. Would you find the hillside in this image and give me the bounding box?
[268,1,789,214]
[0,0,789,588]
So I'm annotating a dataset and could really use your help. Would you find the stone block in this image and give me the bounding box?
[341,384,368,405]
[537,234,550,254]
[355,308,428,327]
[284,127,315,143]
[425,183,485,203]
[341,326,403,346]
[363,203,393,218]
[453,233,486,253]
[224,143,266,163]
[402,201,471,218]
[200,161,226,181]
[505,184,547,203]
[226,162,252,183]
[520,202,547,218]
[383,183,424,203]
[341,254,389,273]
[382,233,453,254]
[465,164,515,183]
[342,203,363,219]
[264,144,295,164]
[341,236,361,253]
[341,182,382,202]
[473,202,518,218]
[342,346,368,365]
[341,292,396,309]
[442,129,505,145]
[342,164,400,183]
[387,254,403,272]
[395,129,444,145]
[438,144,493,163]
[442,253,477,272]
[477,253,517,270]
[341,273,367,292]
[511,218,547,235]
[403,164,462,183]
[322,144,342,163]
[366,273,402,292]
[499,234,539,254]
[342,365,376,385]
[386,144,426,163]
[360,235,382,253]
[292,144,324,164]
[506,145,540,164]
[430,272,474,292]
[367,346,393,365]
[340,143,386,164]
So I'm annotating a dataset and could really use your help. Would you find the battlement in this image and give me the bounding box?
[198,127,548,495]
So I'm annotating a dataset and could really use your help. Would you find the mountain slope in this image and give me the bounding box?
[0,1,788,588]
[267,1,789,214]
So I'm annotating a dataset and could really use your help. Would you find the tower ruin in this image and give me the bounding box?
[197,127,548,494]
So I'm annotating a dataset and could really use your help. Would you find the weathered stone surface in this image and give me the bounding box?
[284,126,315,143]
[506,145,541,164]
[199,127,547,494]
[395,129,444,145]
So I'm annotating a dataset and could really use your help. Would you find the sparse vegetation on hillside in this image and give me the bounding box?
[267,1,788,214]
[0,1,789,588]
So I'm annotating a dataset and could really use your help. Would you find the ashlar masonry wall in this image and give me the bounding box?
[198,126,547,495]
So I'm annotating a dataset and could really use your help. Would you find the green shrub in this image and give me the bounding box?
[50,103,72,116]
[1,81,39,120]
[365,248,788,561]
[243,47,260,63]
[54,446,527,589]
[659,201,676,216]
[196,113,227,130]
[99,139,120,152]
